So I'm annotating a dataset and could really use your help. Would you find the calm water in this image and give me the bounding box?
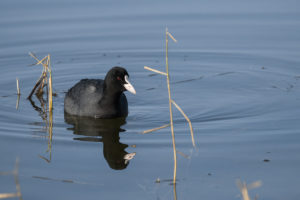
[1,0,300,199]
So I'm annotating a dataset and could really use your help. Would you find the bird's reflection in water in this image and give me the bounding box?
[64,113,136,170]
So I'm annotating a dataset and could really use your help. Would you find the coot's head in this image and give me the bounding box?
[105,67,136,95]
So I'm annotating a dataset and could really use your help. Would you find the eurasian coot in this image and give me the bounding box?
[64,67,136,118]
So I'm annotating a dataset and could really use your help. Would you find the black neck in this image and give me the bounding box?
[99,83,122,108]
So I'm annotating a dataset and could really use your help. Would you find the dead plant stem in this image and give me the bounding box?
[171,100,195,147]
[166,28,177,185]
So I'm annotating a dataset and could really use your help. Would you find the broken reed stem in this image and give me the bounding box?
[16,78,21,110]
[171,100,195,147]
[142,124,170,134]
[16,95,20,110]
[166,28,177,185]
[29,52,47,66]
[167,32,178,43]
[40,58,48,95]
[28,53,53,113]
[48,55,53,112]
[37,71,47,95]
[16,78,20,95]
[27,73,44,99]
[144,66,167,76]
[27,53,48,99]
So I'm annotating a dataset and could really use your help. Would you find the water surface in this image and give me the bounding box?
[1,0,300,199]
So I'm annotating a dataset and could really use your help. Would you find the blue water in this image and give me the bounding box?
[1,0,300,199]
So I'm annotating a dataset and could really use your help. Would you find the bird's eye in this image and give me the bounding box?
[117,76,121,81]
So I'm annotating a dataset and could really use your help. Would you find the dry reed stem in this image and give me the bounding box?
[16,78,20,95]
[48,109,53,154]
[16,78,21,110]
[173,183,177,200]
[171,100,196,147]
[167,31,177,43]
[0,193,19,199]
[142,124,170,134]
[16,94,20,110]
[39,60,48,96]
[37,71,47,96]
[144,66,167,76]
[144,28,193,185]
[29,52,47,66]
[48,55,53,112]
[27,74,44,99]
[28,53,53,113]
[165,28,177,185]
[28,53,54,163]
[236,179,262,200]
[27,53,48,99]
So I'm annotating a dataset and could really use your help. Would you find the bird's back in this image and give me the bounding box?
[64,79,105,116]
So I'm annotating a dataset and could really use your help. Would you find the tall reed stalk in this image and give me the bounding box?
[165,28,177,184]
[143,28,194,184]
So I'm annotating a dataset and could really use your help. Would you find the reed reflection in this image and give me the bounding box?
[64,113,135,170]
[28,95,53,163]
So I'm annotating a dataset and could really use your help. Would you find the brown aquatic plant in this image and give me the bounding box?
[143,28,195,184]
[28,53,54,162]
[0,158,22,200]
[28,52,53,112]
